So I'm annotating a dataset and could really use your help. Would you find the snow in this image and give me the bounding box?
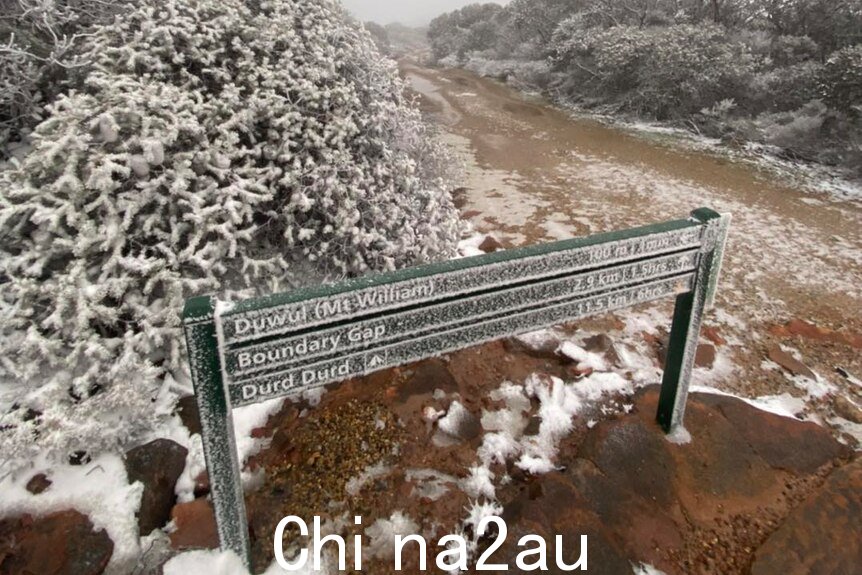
[363,511,420,560]
[163,549,330,575]
[437,400,474,438]
[462,500,504,542]
[692,386,807,421]
[558,341,608,371]
[461,465,496,500]
[0,453,143,574]
[632,563,669,575]
[345,462,391,497]
[666,426,692,445]
[405,469,459,501]
[232,397,287,484]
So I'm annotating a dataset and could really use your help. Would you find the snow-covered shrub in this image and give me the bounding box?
[551,24,756,119]
[463,57,552,90]
[820,45,862,113]
[0,0,461,464]
[0,0,133,154]
[748,61,823,113]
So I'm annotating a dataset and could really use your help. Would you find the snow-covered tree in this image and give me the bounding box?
[0,0,462,464]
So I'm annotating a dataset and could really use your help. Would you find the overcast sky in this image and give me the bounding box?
[341,0,509,26]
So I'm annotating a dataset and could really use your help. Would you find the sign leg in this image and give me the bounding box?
[657,209,730,433]
[183,296,252,567]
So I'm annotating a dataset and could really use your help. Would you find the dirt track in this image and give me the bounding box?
[402,61,862,443]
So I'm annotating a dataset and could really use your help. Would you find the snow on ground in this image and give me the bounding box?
[0,453,143,574]
[632,562,670,575]
[163,549,332,575]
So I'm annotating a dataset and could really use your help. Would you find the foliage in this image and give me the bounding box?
[551,24,756,118]
[428,0,862,176]
[364,21,391,55]
[428,3,506,63]
[820,45,862,113]
[0,0,132,154]
[0,0,462,462]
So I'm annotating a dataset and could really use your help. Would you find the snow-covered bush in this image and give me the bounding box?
[820,45,862,113]
[463,57,552,91]
[0,0,133,154]
[550,24,756,119]
[0,0,461,464]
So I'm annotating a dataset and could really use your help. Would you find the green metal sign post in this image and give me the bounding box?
[182,208,730,568]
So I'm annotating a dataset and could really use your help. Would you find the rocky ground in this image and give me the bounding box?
[2,64,862,575]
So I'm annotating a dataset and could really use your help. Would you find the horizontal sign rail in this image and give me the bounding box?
[220,221,704,344]
[228,274,694,407]
[225,251,699,381]
[181,208,731,569]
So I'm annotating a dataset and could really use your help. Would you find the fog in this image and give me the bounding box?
[341,0,510,26]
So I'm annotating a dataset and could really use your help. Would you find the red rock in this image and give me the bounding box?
[769,319,862,349]
[696,392,851,475]
[397,359,458,402]
[695,343,717,369]
[751,459,862,575]
[176,395,202,436]
[0,510,113,574]
[566,365,594,379]
[169,499,219,550]
[702,326,727,346]
[25,473,52,495]
[768,346,817,380]
[193,471,211,498]
[125,439,188,536]
[478,235,503,253]
[786,319,829,340]
[833,396,862,424]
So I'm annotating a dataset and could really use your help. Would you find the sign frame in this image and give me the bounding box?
[182,208,730,567]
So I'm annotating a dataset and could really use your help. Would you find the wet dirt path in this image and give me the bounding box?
[402,61,862,443]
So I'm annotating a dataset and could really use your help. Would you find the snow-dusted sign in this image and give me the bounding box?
[182,208,730,567]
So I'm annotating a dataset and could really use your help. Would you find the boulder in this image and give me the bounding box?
[125,439,188,535]
[751,458,862,575]
[168,499,219,550]
[0,511,113,575]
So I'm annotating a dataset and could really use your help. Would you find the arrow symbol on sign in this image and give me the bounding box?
[365,353,386,370]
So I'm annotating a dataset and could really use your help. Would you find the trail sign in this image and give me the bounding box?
[182,208,730,567]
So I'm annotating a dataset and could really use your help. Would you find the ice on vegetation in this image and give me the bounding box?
[405,469,459,501]
[364,511,420,560]
[461,465,496,500]
[462,500,504,542]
